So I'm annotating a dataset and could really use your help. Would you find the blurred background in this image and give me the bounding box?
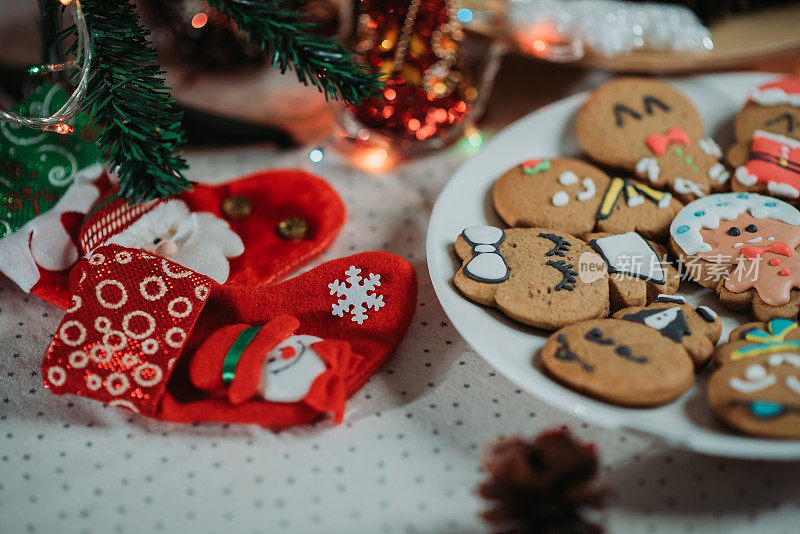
[2,0,799,164]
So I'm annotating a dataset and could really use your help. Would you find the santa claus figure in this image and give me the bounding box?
[79,194,244,284]
[730,77,800,199]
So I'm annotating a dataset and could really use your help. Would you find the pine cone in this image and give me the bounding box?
[479,429,604,534]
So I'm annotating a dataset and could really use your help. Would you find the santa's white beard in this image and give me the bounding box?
[106,200,244,283]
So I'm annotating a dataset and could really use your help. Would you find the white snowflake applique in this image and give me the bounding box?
[329,266,385,324]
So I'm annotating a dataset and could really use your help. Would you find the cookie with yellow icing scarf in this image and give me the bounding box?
[493,157,683,242]
[576,77,730,203]
[708,317,800,438]
[669,192,800,321]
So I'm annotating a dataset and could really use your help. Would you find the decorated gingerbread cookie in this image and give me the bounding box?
[453,226,679,330]
[493,157,683,242]
[576,77,730,203]
[708,318,800,438]
[541,296,720,406]
[669,192,800,320]
[729,77,800,201]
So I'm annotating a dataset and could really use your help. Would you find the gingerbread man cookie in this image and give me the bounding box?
[729,77,800,201]
[541,295,721,406]
[453,226,679,330]
[709,318,800,438]
[493,157,683,242]
[576,77,730,203]
[669,192,800,321]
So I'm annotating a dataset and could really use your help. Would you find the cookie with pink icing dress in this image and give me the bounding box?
[669,192,800,321]
[729,77,800,201]
[576,77,730,203]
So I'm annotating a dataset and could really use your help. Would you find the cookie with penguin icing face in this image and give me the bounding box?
[576,77,730,203]
[541,295,720,407]
[492,157,683,242]
[453,226,679,330]
[669,192,800,321]
[729,77,800,201]
[708,318,800,438]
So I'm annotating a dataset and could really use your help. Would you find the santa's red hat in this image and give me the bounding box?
[40,244,417,427]
[749,77,800,107]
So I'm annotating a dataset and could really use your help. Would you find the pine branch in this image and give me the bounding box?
[58,0,191,202]
[206,0,382,105]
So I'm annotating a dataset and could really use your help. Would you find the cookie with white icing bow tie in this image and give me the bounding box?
[493,157,683,242]
[541,296,720,407]
[576,77,730,203]
[453,226,679,330]
[708,318,800,438]
[669,192,800,321]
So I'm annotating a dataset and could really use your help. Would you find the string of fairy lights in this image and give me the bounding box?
[0,0,90,135]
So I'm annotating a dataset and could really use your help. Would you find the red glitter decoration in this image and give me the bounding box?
[349,0,473,147]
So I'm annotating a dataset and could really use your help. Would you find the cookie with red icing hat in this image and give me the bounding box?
[41,245,417,427]
[576,77,730,203]
[729,77,800,201]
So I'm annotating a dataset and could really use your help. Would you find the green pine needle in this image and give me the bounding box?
[206,0,383,105]
[58,0,191,203]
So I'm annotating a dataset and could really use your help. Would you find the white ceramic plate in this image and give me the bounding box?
[426,71,800,460]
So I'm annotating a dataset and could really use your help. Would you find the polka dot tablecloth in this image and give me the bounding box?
[1,146,799,534]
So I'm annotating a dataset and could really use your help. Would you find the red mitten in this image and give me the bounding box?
[41,244,417,427]
[181,168,346,286]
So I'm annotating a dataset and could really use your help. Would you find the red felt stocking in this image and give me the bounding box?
[41,243,417,427]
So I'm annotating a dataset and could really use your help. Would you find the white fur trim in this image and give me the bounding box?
[750,88,800,107]
[107,200,244,283]
[0,179,100,291]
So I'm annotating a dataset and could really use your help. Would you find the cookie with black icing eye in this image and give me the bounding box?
[492,157,683,242]
[708,317,800,438]
[728,77,800,201]
[541,296,720,407]
[669,192,800,321]
[576,77,730,203]
[453,226,680,330]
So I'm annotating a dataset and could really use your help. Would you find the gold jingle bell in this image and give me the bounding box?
[277,217,308,241]
[221,195,253,220]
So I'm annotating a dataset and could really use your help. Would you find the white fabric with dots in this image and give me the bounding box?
[1,147,799,534]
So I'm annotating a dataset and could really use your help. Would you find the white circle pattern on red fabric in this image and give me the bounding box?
[141,338,159,355]
[194,285,209,301]
[102,330,127,351]
[140,276,167,301]
[90,344,113,363]
[167,297,192,318]
[115,251,132,264]
[133,363,163,387]
[94,316,111,333]
[59,320,87,347]
[68,350,88,369]
[108,399,140,413]
[105,373,129,396]
[167,358,176,369]
[47,366,66,386]
[165,327,186,348]
[88,253,105,265]
[67,295,81,313]
[142,338,158,354]
[121,354,139,368]
[95,280,128,309]
[122,311,156,340]
[85,374,102,391]
[162,259,191,278]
